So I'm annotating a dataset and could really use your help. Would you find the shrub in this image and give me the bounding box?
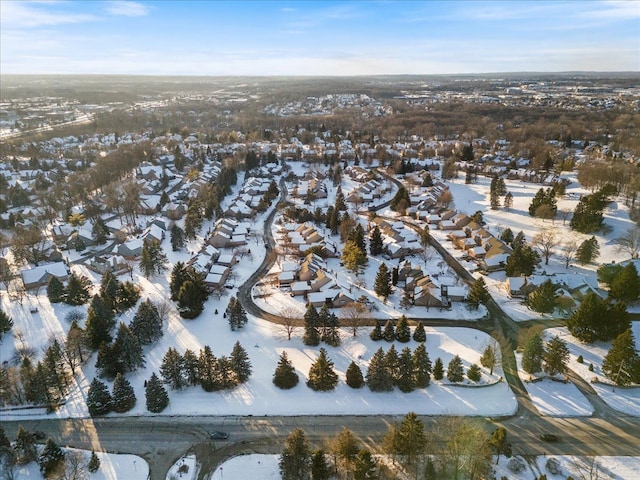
[508,457,526,473]
[589,363,594,372]
[545,458,561,475]
[576,355,584,363]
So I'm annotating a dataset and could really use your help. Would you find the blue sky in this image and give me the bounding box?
[1,1,638,75]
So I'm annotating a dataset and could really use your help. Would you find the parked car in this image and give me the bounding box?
[210,431,229,440]
[539,433,558,442]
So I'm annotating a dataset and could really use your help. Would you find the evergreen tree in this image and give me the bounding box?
[447,355,464,382]
[170,223,186,251]
[88,451,101,473]
[182,348,200,386]
[177,271,209,319]
[13,425,37,464]
[341,240,367,274]
[433,357,444,380]
[116,281,140,312]
[310,450,331,480]
[576,236,600,265]
[609,263,640,303]
[522,333,544,374]
[353,450,377,480]
[96,342,123,379]
[413,343,431,388]
[307,348,339,391]
[500,227,514,244]
[42,339,70,402]
[279,428,311,480]
[140,239,168,278]
[85,294,115,350]
[369,225,383,256]
[349,223,366,254]
[46,276,65,303]
[39,438,65,477]
[505,243,540,277]
[489,427,512,463]
[528,280,560,314]
[111,373,136,413]
[382,319,395,342]
[184,199,203,240]
[374,263,392,301]
[412,321,426,342]
[100,270,119,312]
[480,343,498,375]
[318,305,341,347]
[571,193,606,233]
[87,378,112,416]
[145,372,169,413]
[0,307,13,340]
[303,304,321,346]
[198,345,217,392]
[395,315,410,342]
[467,363,482,382]
[602,329,640,386]
[396,347,415,392]
[504,192,513,210]
[273,351,299,390]
[65,273,92,306]
[227,296,248,331]
[230,341,252,384]
[397,412,427,465]
[369,322,382,341]
[385,344,400,385]
[543,335,570,376]
[160,347,185,390]
[366,347,393,392]
[170,262,189,301]
[130,299,163,345]
[390,186,410,214]
[467,277,490,309]
[114,322,145,373]
[345,361,364,388]
[567,292,630,342]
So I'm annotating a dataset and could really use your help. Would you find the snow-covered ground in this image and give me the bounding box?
[166,454,198,480]
[514,353,594,417]
[207,453,640,480]
[8,448,148,480]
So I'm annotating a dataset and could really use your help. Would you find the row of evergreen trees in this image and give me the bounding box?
[369,317,426,343]
[159,341,252,392]
[303,304,341,347]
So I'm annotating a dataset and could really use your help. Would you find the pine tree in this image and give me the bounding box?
[396,347,415,392]
[182,348,200,386]
[273,351,299,390]
[366,347,393,392]
[198,345,217,392]
[88,451,101,473]
[433,357,444,380]
[13,425,37,464]
[307,348,339,391]
[602,329,640,386]
[310,450,331,480]
[504,192,513,210]
[170,223,186,251]
[346,361,364,388]
[115,281,140,312]
[227,296,249,331]
[111,373,136,413]
[576,236,600,265]
[100,270,119,312]
[489,427,512,463]
[567,291,630,343]
[467,363,482,382]
[369,225,383,256]
[528,280,560,314]
[39,438,65,477]
[96,342,123,379]
[160,347,185,390]
[0,307,13,340]
[480,343,498,375]
[447,355,464,382]
[397,412,427,465]
[145,372,169,413]
[369,322,382,341]
[184,199,203,240]
[85,294,116,350]
[353,450,377,480]
[114,322,145,373]
[46,276,65,303]
[342,240,367,274]
[230,341,252,384]
[412,321,426,342]
[176,270,209,319]
[279,428,311,480]
[609,263,640,303]
[374,263,392,301]
[65,273,92,306]
[467,277,490,309]
[413,343,432,388]
[87,378,112,416]
[385,344,400,385]
[382,319,395,342]
[303,304,321,346]
[543,335,570,376]
[395,315,410,343]
[522,333,544,374]
[170,262,189,301]
[505,243,541,277]
[130,299,163,345]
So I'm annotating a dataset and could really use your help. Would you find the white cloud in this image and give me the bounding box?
[104,1,150,17]
[579,0,640,20]
[0,1,97,28]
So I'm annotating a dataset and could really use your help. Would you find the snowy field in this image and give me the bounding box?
[544,324,640,416]
[514,353,594,417]
[207,453,640,480]
[8,448,148,480]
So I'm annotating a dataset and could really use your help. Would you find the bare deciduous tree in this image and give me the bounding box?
[341,302,369,337]
[279,307,301,341]
[560,241,578,269]
[615,225,640,259]
[532,228,559,265]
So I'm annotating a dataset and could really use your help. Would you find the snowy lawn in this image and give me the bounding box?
[166,454,198,480]
[514,353,593,417]
[544,324,640,416]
